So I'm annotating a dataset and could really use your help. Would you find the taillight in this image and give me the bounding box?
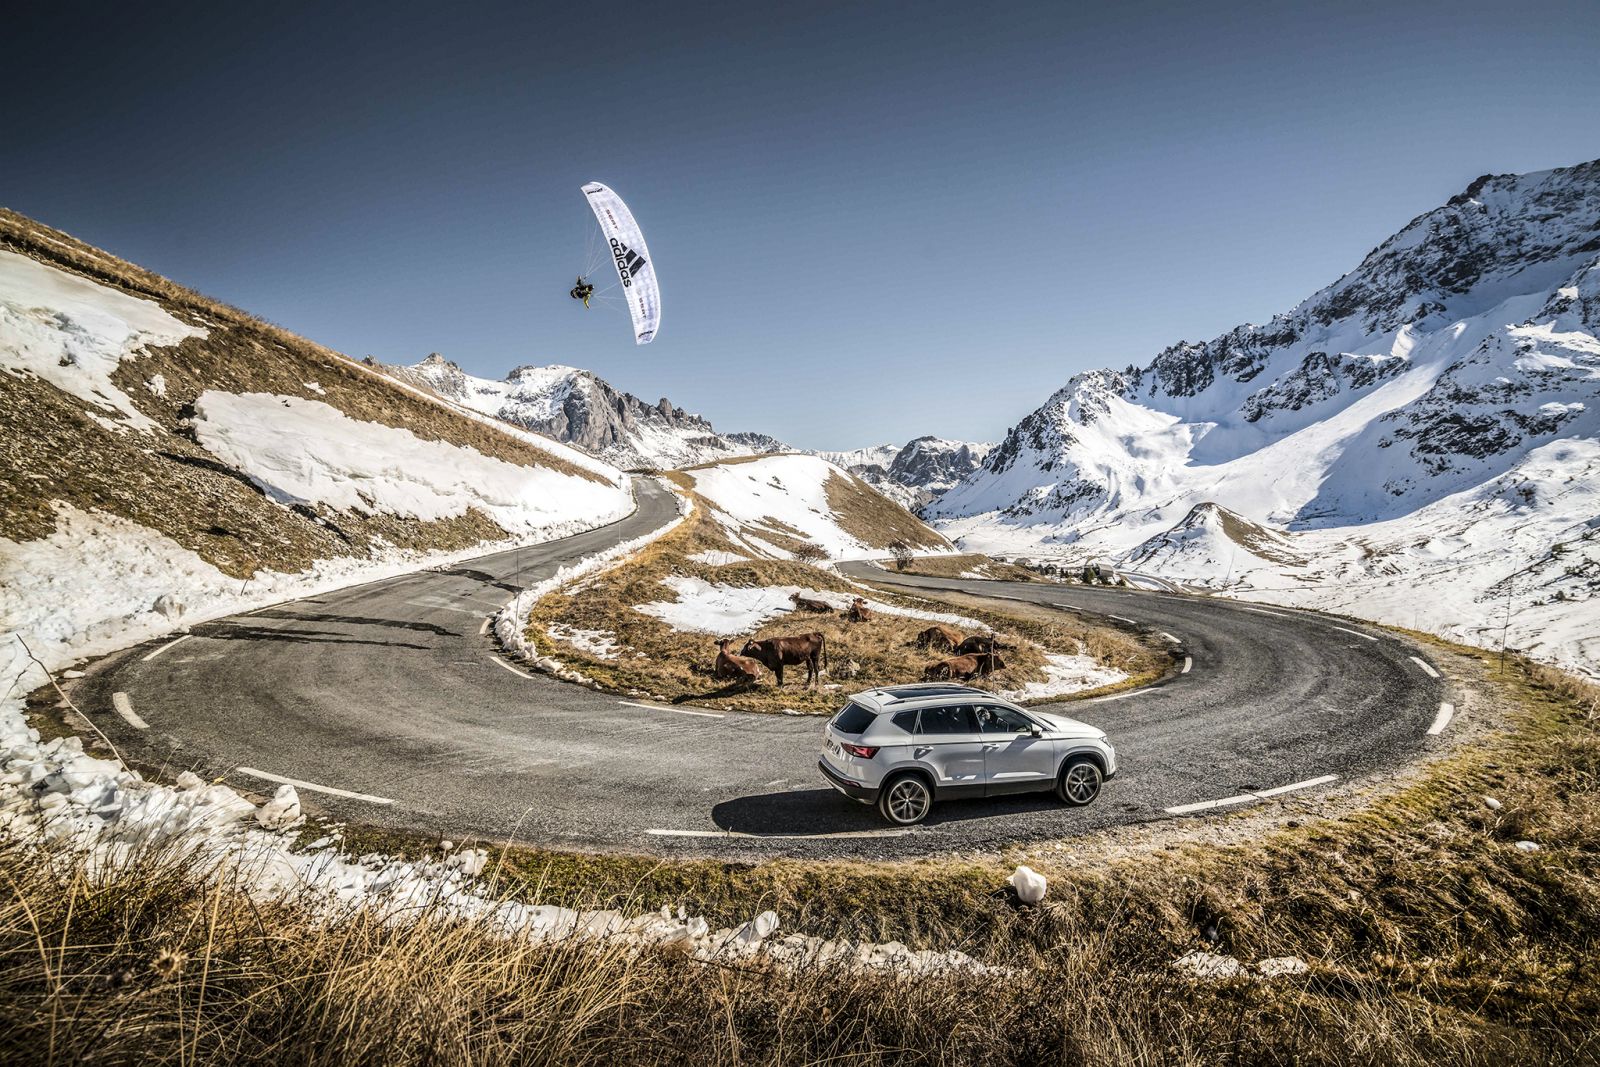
[841,743,879,759]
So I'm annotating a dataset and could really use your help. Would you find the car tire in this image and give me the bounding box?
[1056,757,1102,806]
[877,774,933,825]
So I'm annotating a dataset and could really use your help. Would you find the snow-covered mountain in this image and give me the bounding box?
[391,355,783,470]
[932,159,1600,673]
[817,438,992,512]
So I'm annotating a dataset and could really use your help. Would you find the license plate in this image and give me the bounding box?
[825,738,841,756]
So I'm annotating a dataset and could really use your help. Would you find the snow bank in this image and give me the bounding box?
[0,250,206,430]
[634,577,983,635]
[193,390,630,536]
[994,652,1126,702]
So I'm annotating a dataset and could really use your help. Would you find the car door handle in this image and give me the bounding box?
[914,746,931,757]
[982,743,999,751]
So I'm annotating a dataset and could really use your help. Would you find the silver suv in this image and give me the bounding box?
[818,683,1117,825]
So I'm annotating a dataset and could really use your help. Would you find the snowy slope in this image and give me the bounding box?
[393,355,779,470]
[931,159,1600,673]
[675,454,951,561]
[0,214,635,669]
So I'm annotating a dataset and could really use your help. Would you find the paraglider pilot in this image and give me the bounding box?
[570,277,595,308]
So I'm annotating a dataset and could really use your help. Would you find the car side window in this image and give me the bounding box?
[976,705,1034,735]
[916,705,977,737]
[890,709,919,733]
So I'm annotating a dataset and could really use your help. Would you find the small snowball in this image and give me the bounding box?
[1515,840,1540,852]
[1483,797,1502,811]
[255,784,302,830]
[1008,864,1048,904]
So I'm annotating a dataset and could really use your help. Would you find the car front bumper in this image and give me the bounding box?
[818,757,878,804]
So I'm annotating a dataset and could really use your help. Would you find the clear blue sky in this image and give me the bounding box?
[5,0,1597,450]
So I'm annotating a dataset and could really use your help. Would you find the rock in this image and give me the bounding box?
[1257,956,1310,978]
[255,784,301,830]
[1008,864,1048,904]
[1173,950,1247,979]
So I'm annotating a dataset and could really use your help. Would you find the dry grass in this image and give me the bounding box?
[821,470,950,551]
[5,650,1600,1064]
[524,500,1158,713]
[882,553,1043,583]
[0,209,606,577]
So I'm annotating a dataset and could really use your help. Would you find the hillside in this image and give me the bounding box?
[389,355,783,470]
[671,454,951,561]
[0,211,635,666]
[930,159,1600,674]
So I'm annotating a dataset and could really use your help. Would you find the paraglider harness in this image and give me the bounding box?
[570,277,595,308]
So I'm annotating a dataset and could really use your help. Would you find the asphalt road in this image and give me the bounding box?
[78,480,1451,860]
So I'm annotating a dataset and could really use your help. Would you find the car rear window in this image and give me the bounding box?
[832,703,877,735]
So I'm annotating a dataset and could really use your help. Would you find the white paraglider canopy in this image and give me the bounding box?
[580,182,660,345]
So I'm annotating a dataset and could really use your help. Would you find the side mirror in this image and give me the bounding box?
[1028,725,1044,738]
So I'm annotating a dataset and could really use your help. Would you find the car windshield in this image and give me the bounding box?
[832,702,876,735]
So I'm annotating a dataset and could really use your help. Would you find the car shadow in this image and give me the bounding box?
[439,567,522,594]
[709,788,1069,836]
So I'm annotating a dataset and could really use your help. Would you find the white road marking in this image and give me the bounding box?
[1240,606,1290,618]
[1332,626,1378,642]
[141,634,192,662]
[1107,614,1136,625]
[489,656,534,679]
[646,826,913,840]
[1164,773,1339,815]
[1428,702,1455,736]
[478,616,491,636]
[236,766,396,805]
[405,598,481,617]
[617,700,724,719]
[1182,656,1192,674]
[1409,656,1441,679]
[111,692,149,730]
[1159,631,1180,644]
[1085,691,1139,703]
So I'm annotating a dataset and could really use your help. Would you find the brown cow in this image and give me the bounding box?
[953,634,1014,657]
[914,624,964,651]
[789,592,834,614]
[923,651,1008,682]
[741,633,828,688]
[846,597,872,623]
[714,639,763,684]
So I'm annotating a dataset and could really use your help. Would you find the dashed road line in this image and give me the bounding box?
[141,634,192,662]
[646,826,913,840]
[1159,631,1180,644]
[1428,702,1455,735]
[1182,656,1192,674]
[618,700,725,719]
[1107,614,1136,625]
[1164,773,1339,815]
[236,766,396,805]
[1409,656,1441,679]
[478,616,491,636]
[111,692,149,730]
[1332,626,1378,642]
[1085,691,1140,703]
[1239,605,1290,618]
[488,656,534,679]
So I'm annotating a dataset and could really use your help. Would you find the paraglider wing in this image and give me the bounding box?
[581,182,660,345]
